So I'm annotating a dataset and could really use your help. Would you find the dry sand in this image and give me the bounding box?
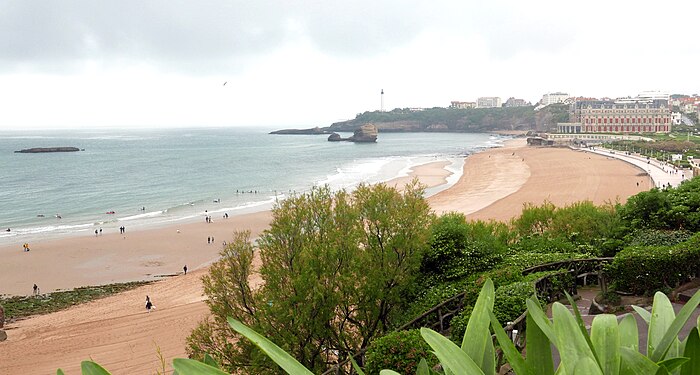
[0,140,652,374]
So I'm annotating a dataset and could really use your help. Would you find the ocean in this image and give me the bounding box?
[0,128,506,245]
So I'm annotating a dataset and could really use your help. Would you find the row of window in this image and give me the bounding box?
[585,125,669,132]
[583,117,670,124]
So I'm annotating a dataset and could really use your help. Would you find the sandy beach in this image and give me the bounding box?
[0,139,652,374]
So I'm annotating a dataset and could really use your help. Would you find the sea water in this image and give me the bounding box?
[0,127,505,244]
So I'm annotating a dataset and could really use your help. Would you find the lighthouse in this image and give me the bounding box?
[381,89,384,112]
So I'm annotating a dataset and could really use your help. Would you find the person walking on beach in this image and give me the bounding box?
[95,229,98,237]
[145,296,154,312]
[183,265,188,275]
[33,284,38,295]
[99,228,102,235]
[207,236,211,244]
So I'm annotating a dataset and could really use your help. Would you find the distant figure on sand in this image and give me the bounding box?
[33,284,38,295]
[146,296,154,312]
[95,229,98,237]
[183,265,188,275]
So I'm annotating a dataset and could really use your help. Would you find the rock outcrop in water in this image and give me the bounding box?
[327,124,378,143]
[14,147,81,153]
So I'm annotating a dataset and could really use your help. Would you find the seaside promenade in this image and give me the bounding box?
[581,147,686,188]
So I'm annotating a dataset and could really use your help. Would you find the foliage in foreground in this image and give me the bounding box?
[227,279,700,375]
[187,182,433,373]
[1,281,151,320]
[63,278,700,375]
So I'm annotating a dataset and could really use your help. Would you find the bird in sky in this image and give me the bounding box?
[223,81,227,86]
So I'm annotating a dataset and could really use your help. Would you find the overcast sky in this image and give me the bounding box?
[1,0,698,129]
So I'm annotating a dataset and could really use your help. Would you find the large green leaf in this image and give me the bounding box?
[619,347,660,375]
[526,311,554,375]
[489,310,533,375]
[80,361,111,375]
[462,279,495,374]
[565,292,600,365]
[619,314,639,352]
[416,358,430,375]
[552,303,600,375]
[656,357,689,373]
[633,306,652,324]
[421,327,485,375]
[651,289,700,362]
[57,370,65,375]
[591,314,620,375]
[172,359,230,375]
[380,371,402,375]
[649,292,676,361]
[573,357,603,375]
[526,298,556,343]
[227,317,314,375]
[681,327,700,375]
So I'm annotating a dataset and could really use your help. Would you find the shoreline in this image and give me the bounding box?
[0,140,656,375]
[0,157,459,297]
[0,144,498,248]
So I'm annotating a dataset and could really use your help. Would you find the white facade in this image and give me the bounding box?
[540,92,569,106]
[672,112,683,125]
[477,97,502,108]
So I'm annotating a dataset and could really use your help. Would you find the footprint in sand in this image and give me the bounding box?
[141,261,164,267]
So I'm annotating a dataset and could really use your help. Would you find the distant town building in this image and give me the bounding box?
[558,95,672,134]
[672,112,683,125]
[540,92,570,106]
[477,97,502,108]
[450,101,476,109]
[505,97,529,107]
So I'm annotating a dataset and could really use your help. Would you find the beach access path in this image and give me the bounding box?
[581,146,687,188]
[0,139,652,375]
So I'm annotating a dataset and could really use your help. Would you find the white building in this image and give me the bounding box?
[672,112,683,125]
[540,92,570,106]
[477,97,502,108]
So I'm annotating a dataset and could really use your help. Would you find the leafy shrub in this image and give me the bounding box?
[606,233,700,295]
[513,201,621,246]
[393,277,474,328]
[510,234,577,254]
[493,281,535,324]
[502,251,591,272]
[627,229,693,247]
[421,213,506,280]
[448,305,473,344]
[620,177,700,231]
[364,329,437,375]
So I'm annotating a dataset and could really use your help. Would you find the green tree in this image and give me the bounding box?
[187,182,433,373]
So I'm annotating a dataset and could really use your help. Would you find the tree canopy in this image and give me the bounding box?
[187,182,433,373]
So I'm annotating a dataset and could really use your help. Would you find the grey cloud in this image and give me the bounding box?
[0,0,430,72]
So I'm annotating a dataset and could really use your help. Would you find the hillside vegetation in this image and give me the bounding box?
[328,105,569,133]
